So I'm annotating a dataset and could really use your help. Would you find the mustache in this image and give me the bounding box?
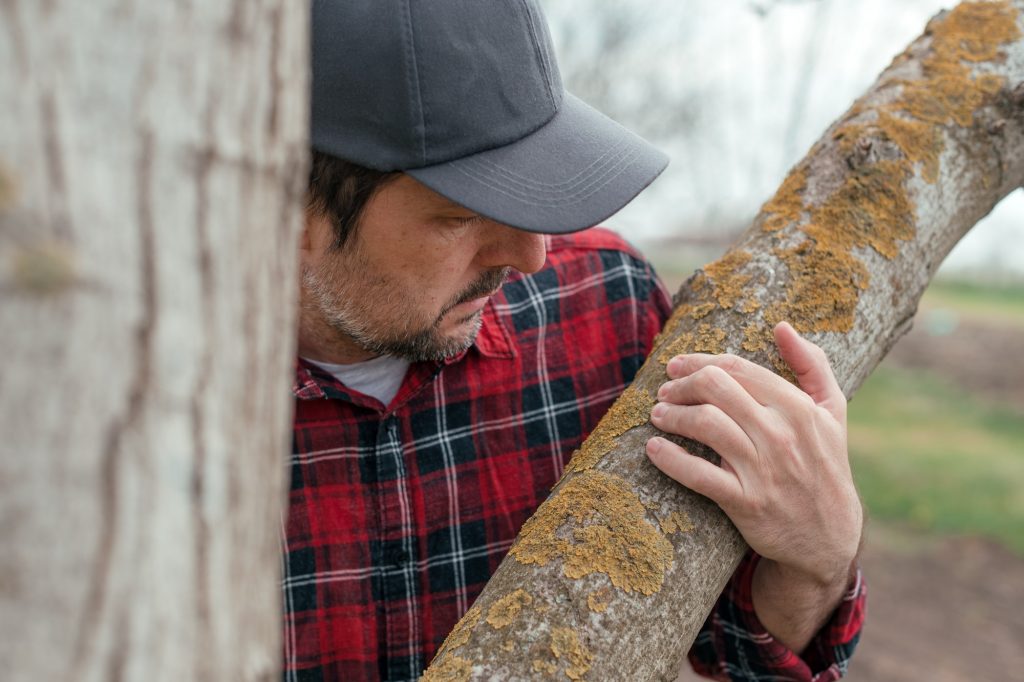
[440,267,511,316]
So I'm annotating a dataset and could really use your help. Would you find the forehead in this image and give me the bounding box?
[376,174,476,217]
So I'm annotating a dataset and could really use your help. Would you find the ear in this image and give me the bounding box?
[300,208,333,267]
[300,209,316,255]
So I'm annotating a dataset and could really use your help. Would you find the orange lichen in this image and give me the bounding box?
[755,1,1020,338]
[702,250,754,309]
[550,627,594,680]
[766,241,869,335]
[689,302,717,320]
[12,241,77,296]
[486,589,533,629]
[420,654,472,682]
[586,586,613,613]
[742,323,771,353]
[739,298,762,314]
[433,604,480,657]
[564,387,655,474]
[657,332,695,364]
[658,510,695,535]
[657,323,729,363]
[501,640,515,653]
[899,1,1020,125]
[533,659,559,675]
[875,112,942,183]
[760,166,807,232]
[510,470,674,595]
[808,159,916,259]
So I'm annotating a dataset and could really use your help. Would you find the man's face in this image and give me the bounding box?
[299,175,548,364]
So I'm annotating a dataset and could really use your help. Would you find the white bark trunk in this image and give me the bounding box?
[0,2,307,680]
[424,1,1024,679]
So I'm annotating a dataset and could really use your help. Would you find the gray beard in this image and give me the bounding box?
[301,265,506,363]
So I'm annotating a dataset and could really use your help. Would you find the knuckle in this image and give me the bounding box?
[694,404,719,434]
[695,366,727,392]
[718,353,742,374]
[765,422,795,451]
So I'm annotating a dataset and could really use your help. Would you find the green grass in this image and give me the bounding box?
[848,365,1024,555]
[923,278,1024,323]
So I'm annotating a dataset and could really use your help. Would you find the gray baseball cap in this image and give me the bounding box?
[311,0,669,234]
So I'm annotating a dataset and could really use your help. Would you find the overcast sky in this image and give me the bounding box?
[543,0,1024,277]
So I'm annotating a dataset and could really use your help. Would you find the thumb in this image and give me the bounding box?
[774,321,846,420]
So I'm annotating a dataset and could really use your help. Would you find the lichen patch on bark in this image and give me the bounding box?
[587,586,613,613]
[564,387,655,474]
[510,470,674,595]
[760,167,807,232]
[486,589,533,629]
[701,251,755,309]
[420,654,472,682]
[432,604,480,659]
[902,0,1020,128]
[550,627,594,680]
[533,659,559,675]
[751,1,1020,338]
[11,242,78,296]
[658,511,696,535]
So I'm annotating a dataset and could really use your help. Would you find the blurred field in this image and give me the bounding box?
[663,271,1024,681]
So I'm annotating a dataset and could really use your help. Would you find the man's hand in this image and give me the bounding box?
[644,321,863,652]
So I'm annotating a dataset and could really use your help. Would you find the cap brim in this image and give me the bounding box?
[406,93,669,234]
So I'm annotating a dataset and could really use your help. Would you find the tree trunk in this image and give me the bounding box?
[0,3,307,681]
[423,2,1024,679]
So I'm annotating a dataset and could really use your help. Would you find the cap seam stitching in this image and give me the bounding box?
[458,138,631,191]
[458,143,634,196]
[447,148,643,206]
[401,0,428,166]
[517,0,558,111]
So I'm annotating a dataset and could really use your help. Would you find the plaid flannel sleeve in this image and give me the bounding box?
[687,551,866,681]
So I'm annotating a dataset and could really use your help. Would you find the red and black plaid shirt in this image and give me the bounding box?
[283,228,865,681]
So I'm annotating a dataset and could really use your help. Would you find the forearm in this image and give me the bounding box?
[751,556,856,654]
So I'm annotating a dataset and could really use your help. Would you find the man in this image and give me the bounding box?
[283,1,866,680]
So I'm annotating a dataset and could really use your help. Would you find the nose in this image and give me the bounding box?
[479,221,548,274]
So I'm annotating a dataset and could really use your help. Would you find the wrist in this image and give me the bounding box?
[756,554,854,596]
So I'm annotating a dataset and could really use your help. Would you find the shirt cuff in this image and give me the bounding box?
[687,551,867,682]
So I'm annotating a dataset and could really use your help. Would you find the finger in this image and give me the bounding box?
[646,437,743,509]
[666,352,809,409]
[773,321,846,420]
[650,402,758,469]
[657,365,766,437]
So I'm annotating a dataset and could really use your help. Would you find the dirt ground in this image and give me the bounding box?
[844,310,1024,682]
[676,309,1024,682]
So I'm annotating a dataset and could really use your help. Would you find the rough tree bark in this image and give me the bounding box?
[423,2,1024,680]
[0,3,307,681]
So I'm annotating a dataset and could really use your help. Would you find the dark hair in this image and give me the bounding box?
[306,150,398,249]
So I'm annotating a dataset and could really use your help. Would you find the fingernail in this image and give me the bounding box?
[646,437,662,454]
[651,403,667,419]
